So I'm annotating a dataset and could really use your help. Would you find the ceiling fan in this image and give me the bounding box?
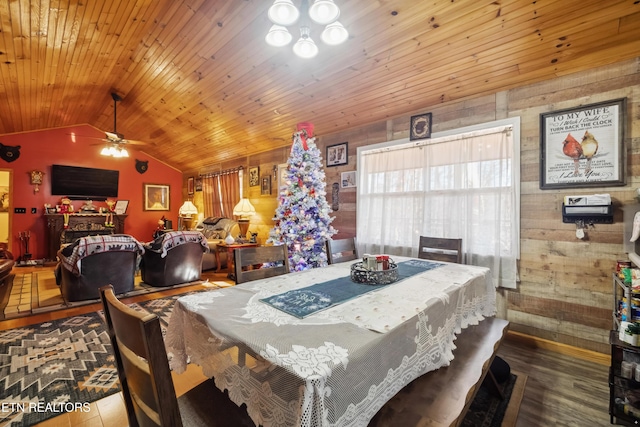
[100,92,146,148]
[74,92,146,157]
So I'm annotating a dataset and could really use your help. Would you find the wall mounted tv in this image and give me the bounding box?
[50,165,119,201]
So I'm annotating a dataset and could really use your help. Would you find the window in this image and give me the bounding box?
[356,118,520,288]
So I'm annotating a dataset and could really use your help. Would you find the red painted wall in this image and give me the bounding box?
[1,125,183,259]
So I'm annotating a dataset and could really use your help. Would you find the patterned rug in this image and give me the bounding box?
[0,270,230,320]
[0,287,524,427]
[0,291,209,426]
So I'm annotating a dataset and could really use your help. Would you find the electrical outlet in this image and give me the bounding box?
[31,208,37,214]
[14,208,26,214]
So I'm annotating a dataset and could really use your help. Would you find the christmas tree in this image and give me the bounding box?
[268,123,337,271]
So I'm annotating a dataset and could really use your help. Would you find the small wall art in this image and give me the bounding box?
[249,167,260,187]
[326,142,348,167]
[341,171,356,188]
[410,113,432,140]
[261,175,272,195]
[144,183,170,211]
[187,177,194,195]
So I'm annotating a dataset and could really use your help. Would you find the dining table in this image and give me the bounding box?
[165,256,496,427]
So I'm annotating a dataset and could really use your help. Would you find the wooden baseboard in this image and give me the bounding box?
[505,330,610,366]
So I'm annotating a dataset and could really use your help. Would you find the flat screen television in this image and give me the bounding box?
[50,164,119,201]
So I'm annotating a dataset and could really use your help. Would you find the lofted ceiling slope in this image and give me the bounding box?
[0,0,639,171]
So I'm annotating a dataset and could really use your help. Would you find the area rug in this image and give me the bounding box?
[0,287,526,427]
[461,371,528,427]
[0,291,210,427]
[0,270,231,320]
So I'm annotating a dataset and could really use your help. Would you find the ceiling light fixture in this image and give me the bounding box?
[100,145,129,158]
[265,0,348,58]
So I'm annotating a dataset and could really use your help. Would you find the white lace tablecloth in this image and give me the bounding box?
[165,256,496,427]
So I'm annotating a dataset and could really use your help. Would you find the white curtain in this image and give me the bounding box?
[357,122,520,289]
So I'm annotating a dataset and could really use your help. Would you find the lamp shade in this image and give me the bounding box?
[293,27,318,59]
[179,200,198,216]
[233,198,256,219]
[266,24,293,47]
[268,0,299,26]
[308,0,340,25]
[321,21,348,45]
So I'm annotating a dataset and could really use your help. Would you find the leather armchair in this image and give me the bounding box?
[140,231,208,287]
[195,217,240,271]
[55,234,144,302]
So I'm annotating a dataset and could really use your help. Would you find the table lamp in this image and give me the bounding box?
[178,200,198,230]
[233,198,256,239]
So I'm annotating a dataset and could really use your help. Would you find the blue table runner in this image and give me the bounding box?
[260,259,444,318]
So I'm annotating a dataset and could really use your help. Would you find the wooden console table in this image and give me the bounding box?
[44,213,127,260]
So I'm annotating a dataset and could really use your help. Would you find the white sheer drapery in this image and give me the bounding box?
[357,122,519,288]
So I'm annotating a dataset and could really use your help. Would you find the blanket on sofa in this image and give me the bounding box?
[144,231,208,258]
[58,234,145,276]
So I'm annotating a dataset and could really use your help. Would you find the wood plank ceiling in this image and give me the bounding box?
[0,0,638,172]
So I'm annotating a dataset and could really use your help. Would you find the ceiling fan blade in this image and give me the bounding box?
[122,139,148,146]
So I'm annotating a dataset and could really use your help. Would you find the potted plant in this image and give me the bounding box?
[625,322,640,346]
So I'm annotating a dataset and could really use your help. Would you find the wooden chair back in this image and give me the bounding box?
[417,236,463,263]
[234,245,290,284]
[326,238,358,264]
[100,285,182,427]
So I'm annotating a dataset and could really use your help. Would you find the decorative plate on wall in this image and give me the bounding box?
[410,113,432,140]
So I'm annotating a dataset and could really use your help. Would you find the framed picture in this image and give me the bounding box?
[540,98,626,189]
[195,178,202,192]
[341,171,357,188]
[410,112,432,140]
[326,142,348,167]
[277,163,288,191]
[249,166,260,187]
[187,177,194,195]
[144,183,170,211]
[114,200,129,214]
[261,175,272,195]
[0,186,8,212]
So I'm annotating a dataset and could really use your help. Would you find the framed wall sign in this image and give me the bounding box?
[326,142,348,167]
[261,175,272,195]
[144,183,170,211]
[114,200,129,214]
[277,163,288,191]
[249,167,260,187]
[540,98,626,189]
[187,177,194,195]
[341,171,356,188]
[410,112,432,140]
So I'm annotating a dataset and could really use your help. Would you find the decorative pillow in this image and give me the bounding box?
[203,217,224,226]
[202,229,220,239]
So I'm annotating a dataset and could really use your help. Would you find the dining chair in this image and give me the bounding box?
[325,237,358,264]
[99,285,255,427]
[234,245,290,284]
[417,236,463,263]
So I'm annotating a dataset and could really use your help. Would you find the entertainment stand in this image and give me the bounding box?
[44,213,127,261]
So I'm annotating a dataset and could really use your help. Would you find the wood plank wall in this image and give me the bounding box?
[185,57,640,354]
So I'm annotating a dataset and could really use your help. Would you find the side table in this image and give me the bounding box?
[215,242,259,281]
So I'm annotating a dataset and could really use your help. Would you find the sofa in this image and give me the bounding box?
[140,231,208,287]
[195,217,240,271]
[55,234,145,302]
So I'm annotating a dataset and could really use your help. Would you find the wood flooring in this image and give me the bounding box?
[0,266,614,427]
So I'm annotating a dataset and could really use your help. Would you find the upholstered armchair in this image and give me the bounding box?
[55,234,145,302]
[140,231,208,287]
[195,217,240,271]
